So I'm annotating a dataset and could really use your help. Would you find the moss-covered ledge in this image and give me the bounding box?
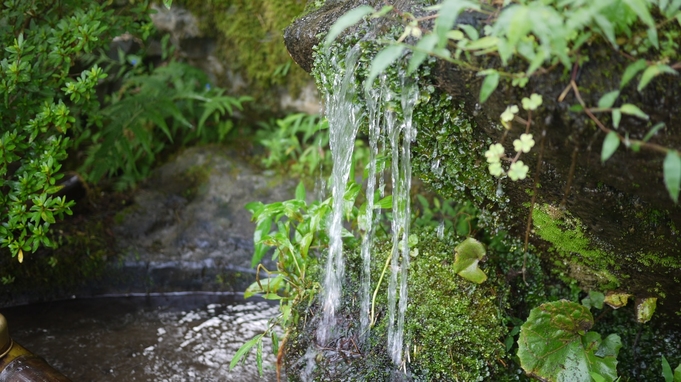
[283,0,681,319]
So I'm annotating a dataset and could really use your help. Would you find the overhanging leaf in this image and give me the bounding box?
[518,300,621,382]
[612,109,622,128]
[323,6,374,49]
[408,34,437,74]
[601,131,620,163]
[479,70,499,103]
[664,151,681,203]
[364,45,405,90]
[452,237,487,283]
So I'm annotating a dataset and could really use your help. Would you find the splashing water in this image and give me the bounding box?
[317,45,363,345]
[386,76,418,367]
[315,43,419,373]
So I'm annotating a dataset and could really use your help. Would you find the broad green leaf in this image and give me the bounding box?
[604,292,631,309]
[674,362,681,382]
[620,103,649,120]
[375,195,393,209]
[364,45,405,90]
[517,300,621,382]
[452,238,487,283]
[638,64,678,92]
[636,297,657,323]
[620,59,647,89]
[663,356,674,382]
[229,335,262,370]
[408,34,438,74]
[163,0,172,9]
[597,91,620,109]
[647,26,659,49]
[582,290,605,310]
[612,109,622,128]
[643,122,665,142]
[601,132,620,163]
[664,151,681,203]
[591,372,607,382]
[506,5,532,46]
[479,71,499,103]
[323,6,374,49]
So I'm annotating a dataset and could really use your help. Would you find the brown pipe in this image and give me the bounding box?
[0,313,71,382]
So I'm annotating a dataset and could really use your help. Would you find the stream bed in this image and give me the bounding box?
[1,293,279,381]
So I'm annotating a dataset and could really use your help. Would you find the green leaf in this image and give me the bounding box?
[620,59,647,89]
[636,297,658,323]
[323,6,374,49]
[638,64,678,92]
[163,0,172,9]
[517,300,621,382]
[643,122,665,142]
[364,45,405,90]
[604,292,631,309]
[622,0,655,28]
[597,91,620,109]
[434,0,480,48]
[674,362,681,382]
[601,132,620,163]
[452,238,487,283]
[479,71,499,103]
[612,109,622,128]
[408,34,437,74]
[591,372,607,382]
[620,104,649,120]
[582,290,605,310]
[663,356,674,382]
[229,335,262,370]
[295,181,306,201]
[375,195,393,209]
[371,5,393,18]
[664,151,681,203]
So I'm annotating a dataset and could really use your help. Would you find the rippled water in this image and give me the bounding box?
[1,293,279,382]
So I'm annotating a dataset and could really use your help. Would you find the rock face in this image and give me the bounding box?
[283,2,681,318]
[110,145,296,294]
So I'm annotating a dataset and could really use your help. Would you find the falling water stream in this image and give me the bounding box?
[317,43,418,372]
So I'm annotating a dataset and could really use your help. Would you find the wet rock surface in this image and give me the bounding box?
[107,145,296,295]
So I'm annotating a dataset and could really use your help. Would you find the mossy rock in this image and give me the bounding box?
[177,0,312,112]
[285,0,681,321]
[284,226,513,381]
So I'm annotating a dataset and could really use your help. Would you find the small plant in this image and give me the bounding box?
[78,61,251,190]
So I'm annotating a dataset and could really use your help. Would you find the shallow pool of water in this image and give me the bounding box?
[1,293,279,381]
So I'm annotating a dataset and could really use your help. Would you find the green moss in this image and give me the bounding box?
[532,204,620,289]
[403,227,506,381]
[179,0,310,109]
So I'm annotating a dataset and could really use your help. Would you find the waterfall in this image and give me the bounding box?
[386,75,418,367]
[316,42,418,372]
[316,45,362,345]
